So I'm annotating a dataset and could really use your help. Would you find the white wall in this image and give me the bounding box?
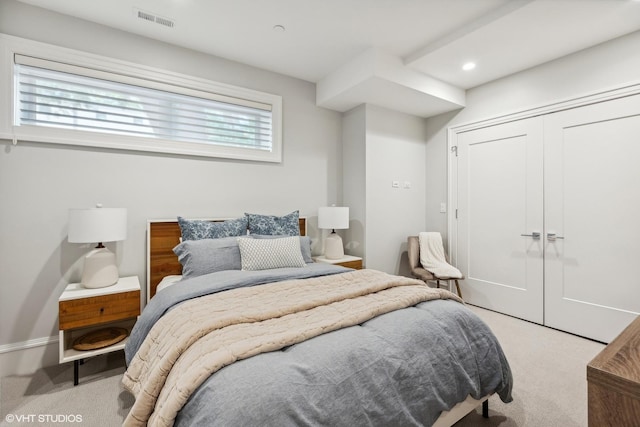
[0,0,342,377]
[424,30,640,244]
[343,104,427,275]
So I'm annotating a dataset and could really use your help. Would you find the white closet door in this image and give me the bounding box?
[457,118,544,323]
[544,94,640,343]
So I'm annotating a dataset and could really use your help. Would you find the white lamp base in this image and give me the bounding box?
[324,232,345,260]
[81,248,119,288]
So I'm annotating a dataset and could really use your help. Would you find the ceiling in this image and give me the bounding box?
[17,0,640,117]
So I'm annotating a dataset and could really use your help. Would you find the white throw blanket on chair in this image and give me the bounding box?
[418,232,462,279]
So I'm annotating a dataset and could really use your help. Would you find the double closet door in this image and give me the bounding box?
[454,94,640,343]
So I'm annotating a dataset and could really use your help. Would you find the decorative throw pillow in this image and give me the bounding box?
[245,210,300,236]
[237,236,306,270]
[251,234,313,263]
[173,236,245,279]
[178,216,248,241]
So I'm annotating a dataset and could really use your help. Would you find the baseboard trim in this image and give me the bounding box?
[0,336,61,378]
[0,335,58,354]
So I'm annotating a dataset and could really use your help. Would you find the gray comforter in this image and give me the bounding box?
[125,264,512,426]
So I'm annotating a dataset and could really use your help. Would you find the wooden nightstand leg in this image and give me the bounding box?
[482,399,489,418]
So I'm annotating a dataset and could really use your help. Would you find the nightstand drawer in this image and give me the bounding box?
[340,260,363,269]
[59,290,140,330]
[313,255,364,270]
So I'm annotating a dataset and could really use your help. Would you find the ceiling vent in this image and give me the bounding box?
[134,8,175,29]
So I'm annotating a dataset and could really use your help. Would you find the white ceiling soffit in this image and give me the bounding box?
[406,0,640,89]
[318,0,640,116]
[14,0,640,118]
[317,48,466,116]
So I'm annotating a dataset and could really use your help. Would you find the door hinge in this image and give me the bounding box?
[455,209,458,219]
[451,146,458,157]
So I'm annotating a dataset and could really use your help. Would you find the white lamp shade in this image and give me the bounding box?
[68,208,127,243]
[318,207,349,230]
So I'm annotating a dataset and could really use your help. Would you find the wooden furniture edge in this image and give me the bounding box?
[147,217,307,302]
[587,315,640,401]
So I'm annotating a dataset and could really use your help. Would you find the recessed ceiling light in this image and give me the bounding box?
[273,24,286,32]
[462,62,476,71]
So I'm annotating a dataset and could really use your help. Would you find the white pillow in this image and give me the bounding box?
[237,236,306,271]
[156,275,183,293]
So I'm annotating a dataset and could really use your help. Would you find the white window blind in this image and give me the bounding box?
[14,54,276,155]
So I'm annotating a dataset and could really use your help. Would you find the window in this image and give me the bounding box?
[16,60,273,151]
[5,40,282,162]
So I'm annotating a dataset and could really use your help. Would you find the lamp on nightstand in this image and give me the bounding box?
[318,206,349,260]
[68,205,127,289]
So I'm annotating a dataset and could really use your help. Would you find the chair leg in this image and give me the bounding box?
[454,279,462,299]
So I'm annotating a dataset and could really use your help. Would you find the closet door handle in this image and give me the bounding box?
[520,232,541,239]
[547,232,564,241]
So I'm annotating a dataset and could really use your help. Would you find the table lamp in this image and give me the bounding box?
[68,205,127,288]
[318,206,349,260]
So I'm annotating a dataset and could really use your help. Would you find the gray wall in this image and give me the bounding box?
[0,0,342,376]
[342,105,367,259]
[424,30,640,244]
[343,104,427,275]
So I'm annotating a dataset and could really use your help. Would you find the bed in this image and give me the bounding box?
[122,215,513,426]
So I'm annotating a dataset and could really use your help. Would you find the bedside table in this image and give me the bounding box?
[58,276,140,385]
[313,255,363,269]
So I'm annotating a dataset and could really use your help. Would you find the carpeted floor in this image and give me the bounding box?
[0,353,130,427]
[456,305,604,426]
[0,305,604,426]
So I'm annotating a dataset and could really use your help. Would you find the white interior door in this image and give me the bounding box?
[456,118,544,323]
[544,94,640,343]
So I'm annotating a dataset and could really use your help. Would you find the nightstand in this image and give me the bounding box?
[58,276,140,385]
[313,255,363,269]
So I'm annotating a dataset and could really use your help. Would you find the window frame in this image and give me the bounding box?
[0,34,283,162]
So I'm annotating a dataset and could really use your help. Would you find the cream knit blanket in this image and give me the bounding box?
[122,269,462,426]
[418,232,463,278]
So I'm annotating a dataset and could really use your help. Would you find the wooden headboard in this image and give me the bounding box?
[146,218,307,302]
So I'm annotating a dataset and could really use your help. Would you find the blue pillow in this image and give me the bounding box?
[173,236,245,279]
[178,216,248,241]
[245,210,300,236]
